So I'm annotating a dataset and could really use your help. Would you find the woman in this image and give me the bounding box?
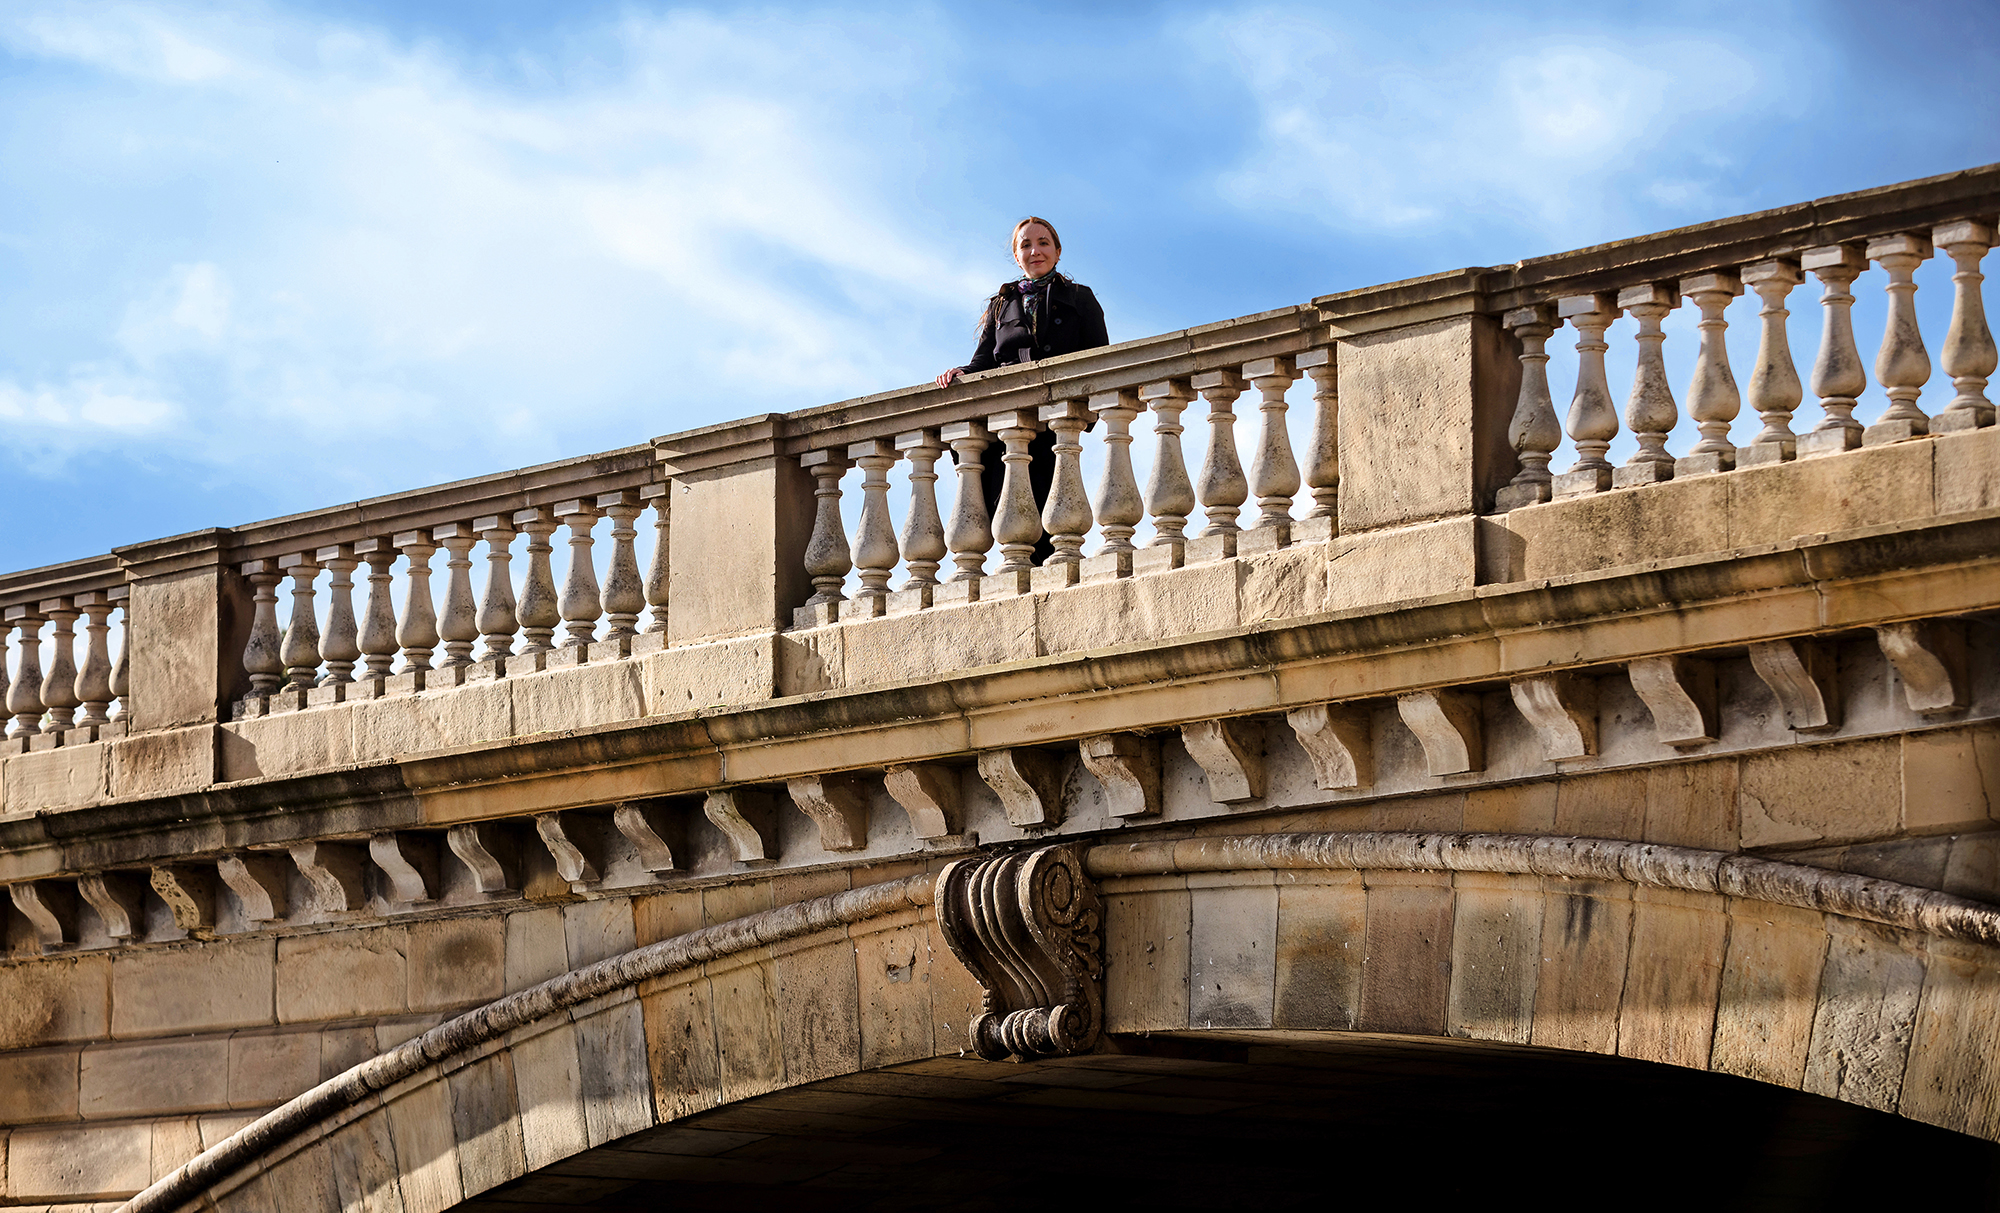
[936,217,1109,564]
[935,216,1109,386]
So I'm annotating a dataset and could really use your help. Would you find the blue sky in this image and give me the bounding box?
[2,0,1997,570]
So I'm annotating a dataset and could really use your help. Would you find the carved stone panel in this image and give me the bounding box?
[935,844,1104,1061]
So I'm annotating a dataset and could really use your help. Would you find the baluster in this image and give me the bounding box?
[1090,389,1143,560]
[1675,272,1744,477]
[317,545,360,685]
[473,516,517,662]
[513,507,560,657]
[1039,399,1093,573]
[942,421,993,584]
[848,439,901,615]
[1864,232,1934,445]
[553,500,602,649]
[432,524,479,671]
[640,483,669,633]
[5,607,44,737]
[239,561,284,698]
[393,532,439,673]
[1296,351,1338,522]
[40,599,79,732]
[0,615,9,729]
[1612,284,1680,487]
[109,587,131,721]
[1935,220,1996,432]
[800,450,852,618]
[1799,245,1869,457]
[1244,356,1299,534]
[1191,370,1248,546]
[1141,380,1196,556]
[74,591,114,729]
[598,490,645,643]
[896,429,947,595]
[354,539,400,684]
[1497,305,1558,510]
[1740,261,1804,466]
[278,554,322,692]
[988,410,1043,582]
[1553,294,1622,497]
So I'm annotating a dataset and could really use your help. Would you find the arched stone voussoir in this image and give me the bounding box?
[1087,830,2000,1144]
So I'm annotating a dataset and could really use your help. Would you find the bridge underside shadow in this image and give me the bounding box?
[449,1031,2000,1213]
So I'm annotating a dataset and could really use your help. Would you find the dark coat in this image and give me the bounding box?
[960,274,1109,374]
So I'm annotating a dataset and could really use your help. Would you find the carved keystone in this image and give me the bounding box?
[533,813,601,885]
[978,748,1067,829]
[936,845,1103,1062]
[447,822,520,895]
[217,854,291,922]
[1627,656,1719,746]
[787,774,872,852]
[370,833,438,904]
[1396,690,1484,775]
[704,789,778,865]
[150,866,217,932]
[1876,621,1968,716]
[77,872,146,939]
[613,802,681,874]
[1509,674,1598,760]
[1286,703,1372,789]
[1180,719,1265,803]
[1079,734,1162,819]
[291,842,367,913]
[9,881,78,950]
[883,764,963,840]
[1748,639,1841,732]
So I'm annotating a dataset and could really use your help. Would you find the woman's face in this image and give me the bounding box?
[1014,223,1060,279]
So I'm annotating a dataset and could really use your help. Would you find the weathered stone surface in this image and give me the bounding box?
[448,1051,527,1200]
[1531,881,1631,1055]
[643,633,776,713]
[227,1029,321,1108]
[1103,876,1192,1034]
[1617,887,1726,1070]
[1447,872,1541,1044]
[408,916,505,1011]
[0,1047,79,1123]
[1037,562,1239,656]
[8,1122,150,1201]
[1739,736,1901,847]
[106,725,216,800]
[1,744,108,812]
[1272,872,1364,1031]
[1903,726,1994,833]
[1900,936,2000,1137]
[80,1037,230,1118]
[386,1075,463,1213]
[0,955,109,1049]
[512,1021,593,1170]
[276,928,409,1023]
[1711,902,1826,1087]
[843,595,1037,686]
[1357,870,1453,1036]
[1187,872,1277,1030]
[1325,517,1478,613]
[575,998,655,1146]
[112,941,272,1037]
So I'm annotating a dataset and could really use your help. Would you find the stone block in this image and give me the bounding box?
[1616,887,1725,1070]
[1904,727,1994,833]
[218,709,356,782]
[0,1048,79,1123]
[1710,902,1825,1088]
[1446,872,1541,1044]
[386,1076,463,1213]
[1802,919,1924,1113]
[8,1123,151,1201]
[774,628,842,696]
[111,940,273,1037]
[511,662,645,738]
[1036,562,1238,656]
[1738,737,1901,847]
[277,928,409,1023]
[926,907,988,1061]
[643,634,776,714]
[852,913,933,1069]
[79,1037,230,1118]
[325,1107,400,1213]
[263,1128,340,1211]
[1530,881,1631,1055]
[509,1021,593,1172]
[1901,937,2000,1137]
[841,596,1037,687]
[1187,873,1277,1030]
[1462,781,1556,834]
[708,953,785,1104]
[664,455,813,645]
[562,898,636,970]
[1728,436,1934,547]
[642,977,722,1123]
[408,916,505,1012]
[106,726,216,800]
[1356,870,1453,1036]
[0,954,110,1049]
[503,906,571,993]
[1239,544,1325,624]
[2,745,107,812]
[1642,759,1740,850]
[1271,872,1363,1032]
[352,681,511,758]
[153,1115,205,1182]
[228,1029,321,1108]
[773,929,863,1084]
[125,559,251,733]
[1325,516,1478,614]
[448,1051,527,1200]
[1935,426,2000,514]
[1500,474,1729,581]
[1553,769,1646,840]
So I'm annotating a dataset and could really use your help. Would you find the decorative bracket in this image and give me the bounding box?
[1396,690,1484,775]
[217,854,290,922]
[977,748,1067,829]
[883,764,963,840]
[1179,719,1264,803]
[77,872,146,940]
[787,774,872,852]
[370,832,438,904]
[1876,621,1968,716]
[704,789,777,864]
[1748,639,1841,732]
[935,845,1104,1062]
[150,865,217,933]
[533,813,601,886]
[1079,734,1161,818]
[1628,656,1719,746]
[10,881,77,951]
[290,841,366,913]
[447,822,520,895]
[613,802,681,875]
[1286,703,1372,789]
[1509,674,1598,760]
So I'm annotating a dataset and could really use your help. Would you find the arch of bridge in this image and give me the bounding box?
[129,831,2000,1213]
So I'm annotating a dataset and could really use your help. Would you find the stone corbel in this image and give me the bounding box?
[370,832,438,904]
[1080,733,1162,818]
[1286,703,1372,790]
[935,844,1104,1062]
[883,764,963,841]
[705,789,778,864]
[1396,690,1484,775]
[533,813,601,886]
[290,842,367,913]
[1876,621,1968,716]
[447,822,521,895]
[1628,656,1719,746]
[978,748,1067,829]
[787,774,872,852]
[613,802,681,874]
[77,872,146,940]
[9,881,78,951]
[1509,674,1598,760]
[217,853,291,922]
[1748,639,1841,732]
[1180,719,1264,803]
[150,865,217,932]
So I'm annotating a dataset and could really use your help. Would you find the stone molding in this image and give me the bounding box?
[935,845,1104,1061]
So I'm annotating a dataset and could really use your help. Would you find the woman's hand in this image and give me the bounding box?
[934,367,962,388]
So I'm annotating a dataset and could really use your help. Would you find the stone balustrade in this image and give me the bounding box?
[0,557,132,750]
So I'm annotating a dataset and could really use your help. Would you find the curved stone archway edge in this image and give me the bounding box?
[123,832,2000,1213]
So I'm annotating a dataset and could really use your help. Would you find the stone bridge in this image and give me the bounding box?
[5,165,2000,1210]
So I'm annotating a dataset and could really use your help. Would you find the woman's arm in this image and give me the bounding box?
[936,300,1001,387]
